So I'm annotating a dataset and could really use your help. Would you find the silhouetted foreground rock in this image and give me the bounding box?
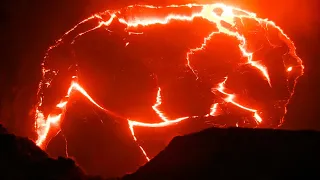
[123,127,320,180]
[0,124,107,180]
[1,124,320,180]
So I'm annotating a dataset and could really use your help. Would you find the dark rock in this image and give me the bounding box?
[0,124,94,180]
[1,123,320,180]
[0,124,7,134]
[123,127,320,179]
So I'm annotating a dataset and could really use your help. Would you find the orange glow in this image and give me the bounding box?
[214,77,262,124]
[34,3,304,161]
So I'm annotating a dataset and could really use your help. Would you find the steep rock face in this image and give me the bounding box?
[123,127,320,179]
[0,124,89,180]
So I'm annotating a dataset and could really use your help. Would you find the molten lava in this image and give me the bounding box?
[34,3,304,161]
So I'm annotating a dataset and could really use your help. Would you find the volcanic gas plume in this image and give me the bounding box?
[33,3,304,161]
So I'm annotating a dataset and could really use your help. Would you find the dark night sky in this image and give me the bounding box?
[1,0,320,178]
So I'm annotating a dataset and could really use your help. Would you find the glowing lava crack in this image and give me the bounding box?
[34,3,304,161]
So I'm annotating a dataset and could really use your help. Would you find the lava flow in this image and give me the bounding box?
[34,3,304,161]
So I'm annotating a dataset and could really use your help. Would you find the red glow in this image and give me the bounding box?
[34,3,304,161]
